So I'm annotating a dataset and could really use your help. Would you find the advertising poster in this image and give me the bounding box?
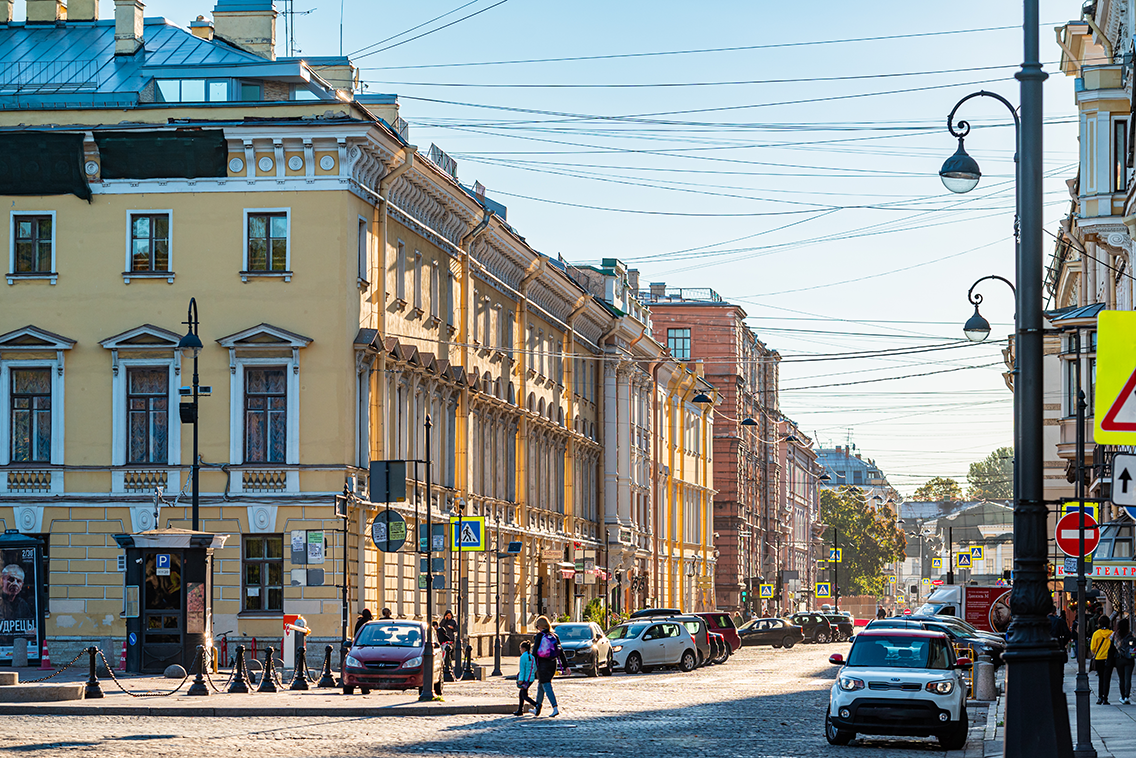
[963,586,1013,633]
[0,544,39,662]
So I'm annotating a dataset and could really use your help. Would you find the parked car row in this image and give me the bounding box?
[867,614,1005,667]
[738,611,857,648]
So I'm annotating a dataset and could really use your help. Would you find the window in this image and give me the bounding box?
[241,535,283,613]
[240,82,262,102]
[395,240,406,302]
[1066,359,1078,417]
[156,79,228,103]
[245,211,289,273]
[129,213,170,272]
[357,218,368,285]
[244,367,287,463]
[1115,118,1129,193]
[127,367,169,464]
[11,214,53,274]
[413,251,423,312]
[503,311,514,355]
[667,328,691,360]
[430,262,440,321]
[10,368,50,463]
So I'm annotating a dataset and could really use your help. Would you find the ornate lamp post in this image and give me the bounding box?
[940,5,1074,754]
[177,298,203,532]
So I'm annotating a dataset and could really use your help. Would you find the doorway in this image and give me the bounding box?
[142,551,183,672]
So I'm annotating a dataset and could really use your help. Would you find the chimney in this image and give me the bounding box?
[627,268,640,293]
[189,14,214,40]
[0,0,13,24]
[114,0,144,56]
[650,282,666,298]
[70,0,97,21]
[26,0,65,24]
[213,0,277,60]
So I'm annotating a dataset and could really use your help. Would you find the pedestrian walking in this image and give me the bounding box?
[381,607,393,620]
[352,608,373,639]
[531,615,568,717]
[1048,603,1071,660]
[876,606,886,620]
[514,641,539,716]
[1115,618,1136,704]
[1091,617,1116,705]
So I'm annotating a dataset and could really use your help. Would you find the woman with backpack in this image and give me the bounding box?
[531,615,569,717]
[1114,617,1136,704]
[1091,617,1117,705]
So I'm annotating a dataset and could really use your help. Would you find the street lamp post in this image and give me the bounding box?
[420,415,435,702]
[939,4,1073,754]
[177,298,203,532]
[491,509,502,677]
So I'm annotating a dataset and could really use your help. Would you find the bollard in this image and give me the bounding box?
[228,644,250,694]
[973,654,997,702]
[84,646,104,699]
[289,643,310,691]
[256,647,278,693]
[317,645,337,688]
[187,645,210,696]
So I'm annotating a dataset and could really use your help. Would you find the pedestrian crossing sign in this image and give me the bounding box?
[888,575,897,584]
[932,558,942,570]
[759,584,774,598]
[922,578,932,586]
[816,582,832,598]
[970,546,984,561]
[830,548,842,563]
[957,553,972,568]
[449,516,486,552]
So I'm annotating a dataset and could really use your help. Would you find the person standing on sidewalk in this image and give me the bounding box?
[1091,617,1117,705]
[531,616,568,717]
[1114,618,1136,704]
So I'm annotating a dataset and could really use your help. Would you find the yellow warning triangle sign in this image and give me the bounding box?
[1101,369,1136,433]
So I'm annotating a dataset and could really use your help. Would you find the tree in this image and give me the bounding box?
[967,446,1014,500]
[819,486,907,597]
[912,476,963,502]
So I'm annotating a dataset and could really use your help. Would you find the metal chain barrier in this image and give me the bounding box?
[19,649,86,683]
[203,658,235,694]
[96,648,193,698]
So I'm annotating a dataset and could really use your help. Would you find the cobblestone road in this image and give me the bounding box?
[0,642,988,757]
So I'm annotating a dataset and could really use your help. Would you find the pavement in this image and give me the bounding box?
[0,641,999,757]
[1057,661,1136,758]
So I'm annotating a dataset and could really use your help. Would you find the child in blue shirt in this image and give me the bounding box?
[515,641,538,716]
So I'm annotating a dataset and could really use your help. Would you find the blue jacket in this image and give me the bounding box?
[517,651,537,683]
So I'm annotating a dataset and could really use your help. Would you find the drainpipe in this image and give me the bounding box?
[1082,14,1114,60]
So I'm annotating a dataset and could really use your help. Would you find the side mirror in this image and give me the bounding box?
[956,657,972,668]
[829,654,844,665]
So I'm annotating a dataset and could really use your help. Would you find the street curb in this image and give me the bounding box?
[0,703,515,717]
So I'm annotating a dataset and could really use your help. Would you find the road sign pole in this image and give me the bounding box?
[833,527,839,612]
[1073,329,1094,757]
[419,416,434,702]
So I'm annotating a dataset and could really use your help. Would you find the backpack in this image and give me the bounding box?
[1118,635,1136,661]
[536,633,557,658]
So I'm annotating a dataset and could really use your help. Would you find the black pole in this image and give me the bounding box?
[185,298,200,532]
[420,415,435,701]
[340,485,350,654]
[833,527,839,612]
[1005,3,1073,755]
[84,646,104,699]
[1073,329,1095,757]
[948,526,954,585]
[492,512,502,676]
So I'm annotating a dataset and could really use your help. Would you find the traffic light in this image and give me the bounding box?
[741,589,747,601]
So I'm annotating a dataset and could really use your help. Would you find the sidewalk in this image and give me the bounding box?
[980,663,1136,758]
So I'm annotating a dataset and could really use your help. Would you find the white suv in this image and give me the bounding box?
[826,629,970,749]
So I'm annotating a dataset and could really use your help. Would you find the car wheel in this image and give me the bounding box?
[602,653,614,676]
[939,708,968,750]
[771,643,783,649]
[815,630,830,644]
[342,684,355,695]
[783,637,796,649]
[359,687,370,695]
[679,650,697,672]
[587,659,599,677]
[825,708,854,746]
[625,653,643,675]
[434,680,443,696]
[714,646,730,665]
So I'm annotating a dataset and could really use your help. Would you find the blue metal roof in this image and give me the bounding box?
[0,18,269,109]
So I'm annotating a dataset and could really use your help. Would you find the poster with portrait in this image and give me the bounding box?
[0,543,40,662]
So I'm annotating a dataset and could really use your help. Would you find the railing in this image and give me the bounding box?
[6,469,52,493]
[242,470,289,493]
[122,469,168,493]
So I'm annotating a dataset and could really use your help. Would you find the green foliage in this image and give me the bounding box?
[582,598,606,626]
[912,476,963,502]
[967,446,1014,500]
[556,613,571,623]
[820,486,907,597]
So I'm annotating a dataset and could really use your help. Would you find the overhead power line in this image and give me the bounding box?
[347,0,483,58]
[352,0,511,61]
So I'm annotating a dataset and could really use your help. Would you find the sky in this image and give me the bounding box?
[76,0,1084,496]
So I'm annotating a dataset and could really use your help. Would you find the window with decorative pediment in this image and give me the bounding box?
[10,368,51,463]
[244,367,287,463]
[127,367,169,464]
[0,326,74,484]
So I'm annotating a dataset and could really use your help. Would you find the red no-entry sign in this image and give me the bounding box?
[1055,511,1100,557]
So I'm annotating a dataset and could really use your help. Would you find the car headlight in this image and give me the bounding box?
[838,677,865,691]
[402,656,423,669]
[926,680,955,695]
[612,645,623,652]
[344,655,363,668]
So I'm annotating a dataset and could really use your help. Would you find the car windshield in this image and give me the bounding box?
[847,636,953,670]
[738,619,758,631]
[607,623,649,640]
[355,624,423,648]
[555,625,594,641]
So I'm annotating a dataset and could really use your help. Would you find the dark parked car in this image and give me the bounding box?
[737,617,805,648]
[342,620,443,695]
[696,611,741,652]
[708,631,730,663]
[792,612,834,644]
[824,613,855,642]
[553,622,614,677]
[670,615,714,667]
[867,618,1004,667]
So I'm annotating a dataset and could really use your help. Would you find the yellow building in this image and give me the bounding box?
[0,0,715,670]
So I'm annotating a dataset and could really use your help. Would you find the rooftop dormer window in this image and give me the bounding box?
[156,79,229,103]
